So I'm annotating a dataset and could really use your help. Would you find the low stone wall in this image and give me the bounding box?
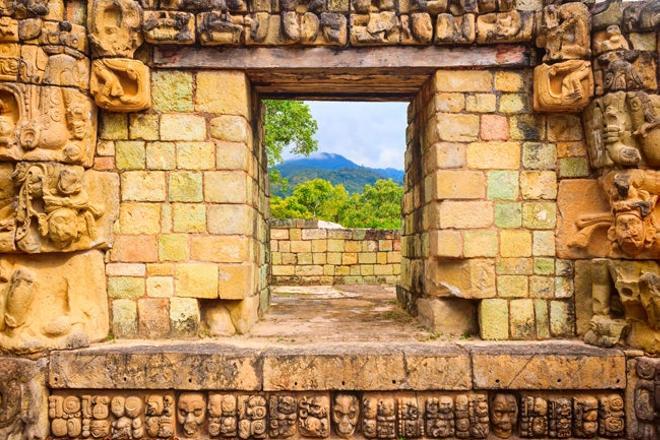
[270,219,401,285]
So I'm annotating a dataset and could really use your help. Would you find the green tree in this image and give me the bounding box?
[263,99,318,166]
[338,179,403,229]
[270,179,349,222]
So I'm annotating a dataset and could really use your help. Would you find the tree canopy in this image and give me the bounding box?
[271,178,403,230]
[263,99,318,166]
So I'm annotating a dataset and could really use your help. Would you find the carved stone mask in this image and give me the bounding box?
[177,393,206,437]
[491,394,518,439]
[332,394,358,438]
[614,212,646,252]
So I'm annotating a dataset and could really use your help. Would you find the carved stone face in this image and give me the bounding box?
[439,396,453,414]
[48,208,79,247]
[332,395,359,437]
[111,396,125,418]
[491,394,518,439]
[146,395,164,416]
[67,105,88,140]
[614,212,646,252]
[177,393,206,437]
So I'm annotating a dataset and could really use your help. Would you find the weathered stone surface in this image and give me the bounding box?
[469,342,626,389]
[416,297,478,336]
[0,251,109,354]
[49,342,261,390]
[0,356,48,440]
[262,343,472,391]
[90,58,151,112]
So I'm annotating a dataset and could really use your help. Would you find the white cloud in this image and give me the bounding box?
[282,101,408,170]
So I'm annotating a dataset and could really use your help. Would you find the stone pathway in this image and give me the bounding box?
[247,284,433,343]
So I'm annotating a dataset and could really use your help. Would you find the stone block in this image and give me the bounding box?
[227,295,259,334]
[520,171,557,200]
[438,201,493,229]
[549,300,573,337]
[433,93,465,112]
[522,201,557,229]
[159,234,189,261]
[204,171,248,203]
[494,202,522,228]
[467,142,521,169]
[129,114,160,141]
[466,94,497,113]
[216,141,250,171]
[175,263,219,298]
[108,276,145,299]
[119,203,161,234]
[480,114,509,140]
[433,170,485,199]
[494,71,525,92]
[112,299,137,338]
[478,299,509,340]
[138,298,170,338]
[207,204,254,235]
[496,257,533,275]
[209,115,249,142]
[434,70,492,92]
[116,141,146,170]
[121,171,166,202]
[425,258,495,299]
[532,230,555,256]
[463,229,498,257]
[169,171,203,202]
[195,71,250,117]
[500,229,532,257]
[433,113,480,142]
[49,342,261,390]
[558,157,590,178]
[110,235,159,263]
[99,112,128,140]
[176,142,215,170]
[522,142,556,170]
[151,71,194,112]
[497,274,529,297]
[469,342,625,389]
[417,297,478,336]
[219,264,254,299]
[428,142,465,169]
[170,297,200,336]
[160,114,207,141]
[203,303,236,336]
[190,235,249,263]
[509,299,535,339]
[487,171,519,200]
[172,204,206,233]
[147,276,174,298]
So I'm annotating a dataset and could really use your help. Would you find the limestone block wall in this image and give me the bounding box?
[100,69,269,338]
[400,68,580,339]
[270,219,401,285]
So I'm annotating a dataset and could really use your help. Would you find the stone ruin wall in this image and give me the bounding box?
[270,219,401,285]
[0,0,658,440]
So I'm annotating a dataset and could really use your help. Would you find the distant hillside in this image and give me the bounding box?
[274,153,404,195]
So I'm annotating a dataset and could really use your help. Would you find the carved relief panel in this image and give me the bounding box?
[0,162,118,254]
[0,83,96,166]
[0,357,48,440]
[143,11,196,45]
[0,251,109,354]
[533,60,594,112]
[90,58,152,112]
[88,0,144,58]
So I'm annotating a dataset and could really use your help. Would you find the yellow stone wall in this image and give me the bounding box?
[270,220,401,285]
[100,70,269,337]
[401,69,590,339]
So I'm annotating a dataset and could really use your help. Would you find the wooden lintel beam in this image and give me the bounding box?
[153,45,531,71]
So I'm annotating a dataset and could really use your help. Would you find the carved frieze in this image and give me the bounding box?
[200,11,245,45]
[144,10,195,45]
[475,10,533,44]
[0,82,96,166]
[533,60,594,112]
[43,391,630,439]
[0,162,118,253]
[594,49,657,95]
[0,251,109,354]
[434,13,475,45]
[536,2,591,62]
[90,58,151,112]
[88,0,143,57]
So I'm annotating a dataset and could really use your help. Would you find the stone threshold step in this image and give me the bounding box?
[49,340,625,392]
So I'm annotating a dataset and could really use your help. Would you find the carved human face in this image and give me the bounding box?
[439,396,453,414]
[111,396,125,418]
[614,213,645,252]
[146,395,164,416]
[177,393,206,437]
[48,208,79,247]
[491,394,518,439]
[25,167,44,197]
[332,395,358,438]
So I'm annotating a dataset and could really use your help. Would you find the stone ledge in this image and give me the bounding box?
[466,341,626,390]
[48,340,625,392]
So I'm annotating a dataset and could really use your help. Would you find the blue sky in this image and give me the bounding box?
[282,101,408,170]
